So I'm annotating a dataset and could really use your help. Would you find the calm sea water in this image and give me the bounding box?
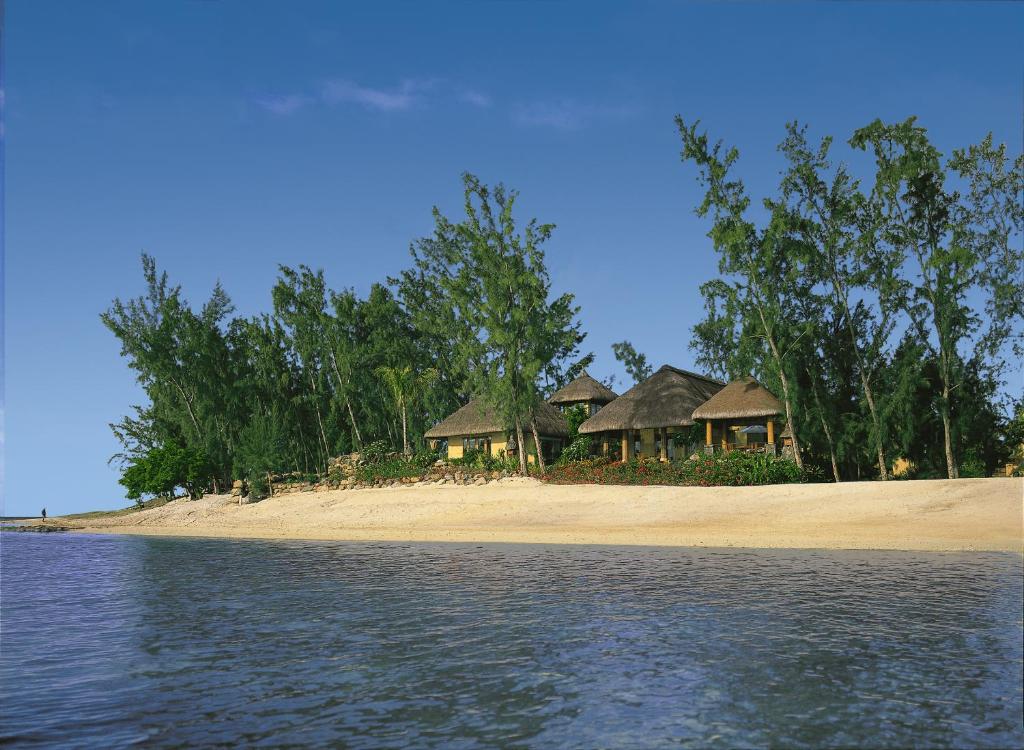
[1,533,1021,749]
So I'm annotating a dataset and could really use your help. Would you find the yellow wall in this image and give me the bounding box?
[639,428,657,458]
[446,431,557,465]
[446,431,507,460]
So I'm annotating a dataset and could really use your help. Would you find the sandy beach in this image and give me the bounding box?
[55,477,1023,552]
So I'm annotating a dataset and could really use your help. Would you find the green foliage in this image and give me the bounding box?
[557,435,594,464]
[361,440,393,465]
[247,473,270,501]
[375,364,439,454]
[451,449,519,472]
[679,116,1023,481]
[673,425,705,451]
[563,404,589,439]
[234,413,286,483]
[119,443,214,504]
[410,446,443,469]
[957,450,987,479]
[355,458,425,483]
[104,143,1020,496]
[353,446,443,482]
[611,341,652,384]
[678,452,814,486]
[544,453,817,486]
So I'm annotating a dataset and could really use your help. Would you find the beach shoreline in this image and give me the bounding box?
[46,477,1023,552]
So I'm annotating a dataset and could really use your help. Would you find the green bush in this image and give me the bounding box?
[958,450,987,478]
[410,446,442,469]
[563,404,590,439]
[362,440,393,465]
[544,451,818,487]
[247,473,270,500]
[451,449,519,472]
[679,451,814,486]
[119,443,214,503]
[234,413,286,490]
[355,457,425,483]
[557,435,594,464]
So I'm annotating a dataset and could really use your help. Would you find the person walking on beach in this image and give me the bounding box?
[41,508,47,520]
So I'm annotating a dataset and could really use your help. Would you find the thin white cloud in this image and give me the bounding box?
[253,77,489,117]
[514,99,637,131]
[320,78,433,112]
[255,93,310,116]
[459,89,492,108]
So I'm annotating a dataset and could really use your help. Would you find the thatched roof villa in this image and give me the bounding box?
[578,365,725,460]
[424,368,790,465]
[692,376,785,454]
[548,372,618,415]
[425,398,569,463]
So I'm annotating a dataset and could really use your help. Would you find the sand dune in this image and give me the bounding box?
[59,477,1024,552]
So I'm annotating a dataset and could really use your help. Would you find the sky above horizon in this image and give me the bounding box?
[4,1,1022,515]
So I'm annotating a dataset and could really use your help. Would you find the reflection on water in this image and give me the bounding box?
[1,533,1021,748]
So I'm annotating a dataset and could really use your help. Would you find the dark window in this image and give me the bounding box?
[462,436,491,455]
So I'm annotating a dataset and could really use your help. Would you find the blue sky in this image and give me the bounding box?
[4,1,1022,515]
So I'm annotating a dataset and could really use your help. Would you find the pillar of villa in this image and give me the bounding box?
[621,429,632,461]
[766,419,776,455]
[660,427,669,462]
[705,421,714,455]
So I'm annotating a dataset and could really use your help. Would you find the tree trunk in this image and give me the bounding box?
[860,373,889,480]
[385,419,396,452]
[328,348,362,448]
[530,419,546,475]
[346,399,362,450]
[940,383,958,479]
[514,417,528,476]
[754,303,803,469]
[401,406,410,456]
[777,370,804,470]
[308,372,330,472]
[757,310,803,470]
[170,378,203,441]
[808,371,840,482]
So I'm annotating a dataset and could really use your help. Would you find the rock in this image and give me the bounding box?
[474,477,486,486]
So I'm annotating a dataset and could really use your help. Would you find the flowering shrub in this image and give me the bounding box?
[677,451,811,486]
[557,436,594,465]
[544,452,817,487]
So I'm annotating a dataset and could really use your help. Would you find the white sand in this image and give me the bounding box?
[61,477,1024,552]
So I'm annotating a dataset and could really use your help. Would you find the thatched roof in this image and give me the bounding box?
[548,372,618,406]
[691,376,784,420]
[424,398,569,439]
[578,365,724,433]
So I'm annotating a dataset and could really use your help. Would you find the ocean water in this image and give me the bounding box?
[1,533,1021,749]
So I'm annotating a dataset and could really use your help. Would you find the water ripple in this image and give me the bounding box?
[1,533,1021,748]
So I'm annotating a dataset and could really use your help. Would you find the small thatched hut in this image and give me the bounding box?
[424,398,569,463]
[548,372,618,416]
[691,376,784,453]
[578,365,724,461]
